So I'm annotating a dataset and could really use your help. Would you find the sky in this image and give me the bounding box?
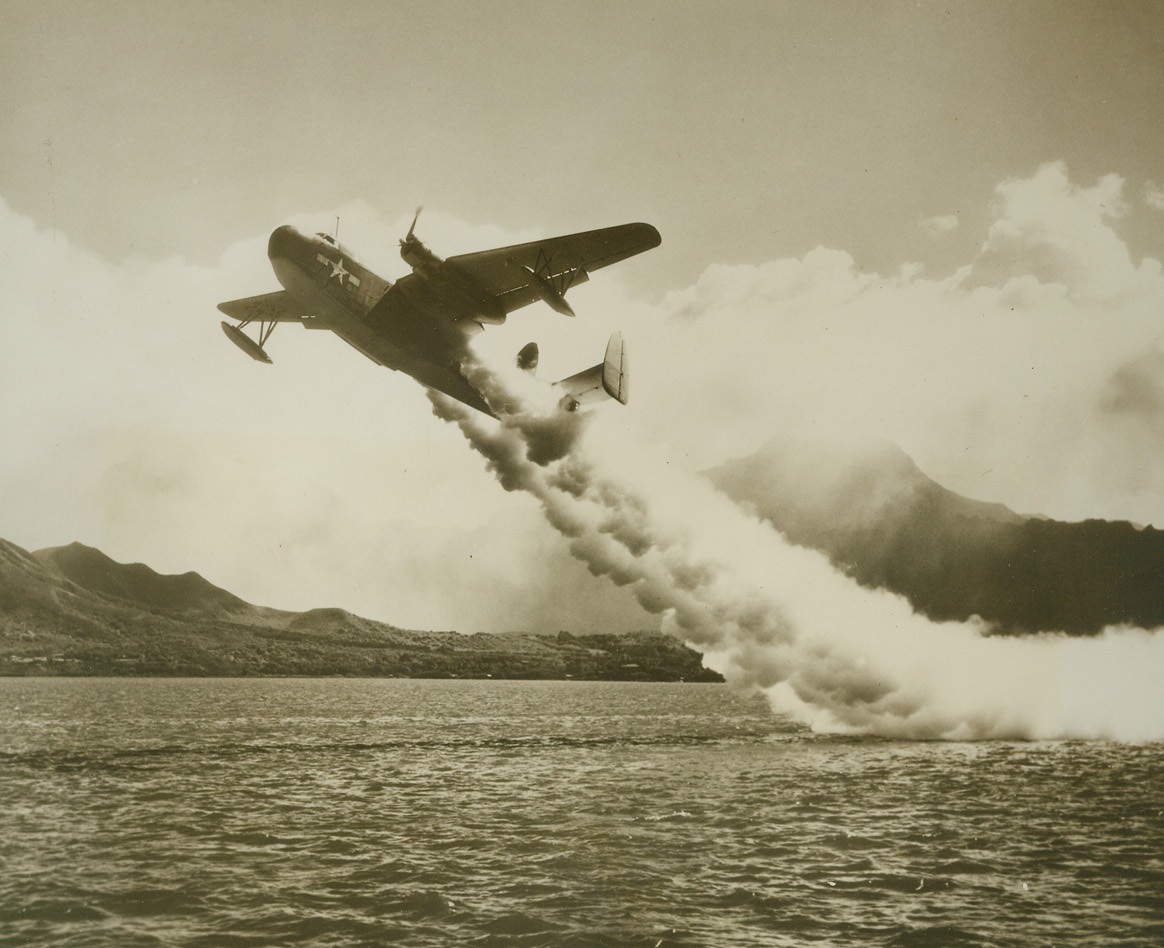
[3,0,1164,645]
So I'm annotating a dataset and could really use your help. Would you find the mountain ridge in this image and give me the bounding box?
[36,541,257,616]
[708,436,1164,635]
[0,538,719,680]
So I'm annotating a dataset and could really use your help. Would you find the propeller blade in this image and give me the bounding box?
[405,206,422,241]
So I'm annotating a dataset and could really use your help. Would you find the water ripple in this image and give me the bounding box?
[2,678,1161,947]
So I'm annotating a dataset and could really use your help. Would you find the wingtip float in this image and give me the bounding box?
[219,320,273,364]
[217,210,660,415]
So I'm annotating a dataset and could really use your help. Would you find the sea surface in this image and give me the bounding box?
[1,678,1161,947]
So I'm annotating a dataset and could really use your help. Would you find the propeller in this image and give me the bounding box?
[401,206,422,246]
[399,205,441,272]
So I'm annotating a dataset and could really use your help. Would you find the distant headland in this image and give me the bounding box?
[0,539,721,681]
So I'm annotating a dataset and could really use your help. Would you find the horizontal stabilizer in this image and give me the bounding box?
[555,332,629,409]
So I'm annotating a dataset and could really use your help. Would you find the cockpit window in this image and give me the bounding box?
[317,233,337,245]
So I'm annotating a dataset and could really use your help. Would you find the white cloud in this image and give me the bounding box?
[622,163,1164,526]
[973,161,1135,299]
[1144,180,1164,212]
[0,196,643,631]
[920,213,959,236]
[3,162,1163,635]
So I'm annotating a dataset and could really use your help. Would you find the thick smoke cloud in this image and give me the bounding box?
[431,350,1164,740]
[426,163,1164,740]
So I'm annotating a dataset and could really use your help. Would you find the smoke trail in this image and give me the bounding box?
[429,354,1164,741]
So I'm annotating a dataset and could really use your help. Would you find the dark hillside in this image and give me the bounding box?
[0,539,718,680]
[708,437,1164,635]
[37,542,253,615]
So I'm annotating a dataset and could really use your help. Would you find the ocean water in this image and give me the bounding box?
[1,679,1161,947]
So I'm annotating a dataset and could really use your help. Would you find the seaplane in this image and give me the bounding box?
[217,210,661,416]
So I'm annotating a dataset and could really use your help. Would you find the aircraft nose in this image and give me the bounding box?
[267,224,304,260]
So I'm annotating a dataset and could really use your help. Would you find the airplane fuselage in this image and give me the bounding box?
[219,217,659,415]
[267,225,389,322]
[266,225,494,412]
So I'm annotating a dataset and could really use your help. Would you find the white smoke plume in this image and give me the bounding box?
[430,353,1164,742]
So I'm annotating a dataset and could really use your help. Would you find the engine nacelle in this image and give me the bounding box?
[516,342,539,373]
[400,240,443,277]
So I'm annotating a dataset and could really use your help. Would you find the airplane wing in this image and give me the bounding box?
[218,290,309,323]
[445,222,661,315]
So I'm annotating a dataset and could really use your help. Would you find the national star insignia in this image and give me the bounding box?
[316,252,355,288]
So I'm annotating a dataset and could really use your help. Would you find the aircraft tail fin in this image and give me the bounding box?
[555,332,629,410]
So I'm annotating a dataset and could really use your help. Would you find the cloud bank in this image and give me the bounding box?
[627,161,1164,528]
[0,198,647,632]
[2,162,1162,662]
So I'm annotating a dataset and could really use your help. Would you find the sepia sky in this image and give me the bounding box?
[2,1,1163,632]
[5,1,1164,285]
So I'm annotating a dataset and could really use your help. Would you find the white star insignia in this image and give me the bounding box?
[315,251,359,290]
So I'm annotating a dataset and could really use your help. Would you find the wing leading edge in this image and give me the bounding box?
[447,222,661,316]
[217,290,309,324]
